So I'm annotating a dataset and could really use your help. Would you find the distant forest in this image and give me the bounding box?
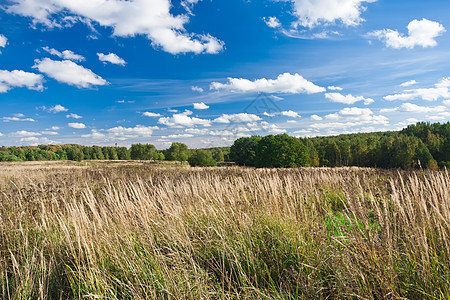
[1,122,449,169]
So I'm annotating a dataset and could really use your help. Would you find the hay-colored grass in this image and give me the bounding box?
[0,162,449,299]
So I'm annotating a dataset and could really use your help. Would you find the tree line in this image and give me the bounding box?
[230,122,450,169]
[1,122,448,169]
[0,142,228,167]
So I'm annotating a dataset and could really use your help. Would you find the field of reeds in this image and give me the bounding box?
[0,161,449,299]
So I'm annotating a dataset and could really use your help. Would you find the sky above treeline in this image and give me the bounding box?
[1,0,450,149]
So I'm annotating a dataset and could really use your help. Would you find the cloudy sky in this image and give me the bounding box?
[1,0,450,148]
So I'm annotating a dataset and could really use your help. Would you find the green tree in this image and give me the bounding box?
[116,147,131,160]
[188,150,217,167]
[166,143,189,161]
[211,148,224,162]
[230,136,261,166]
[256,134,309,168]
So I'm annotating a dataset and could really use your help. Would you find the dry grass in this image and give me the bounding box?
[0,162,449,299]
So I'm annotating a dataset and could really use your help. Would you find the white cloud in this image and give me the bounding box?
[310,114,323,121]
[280,110,300,118]
[42,46,85,61]
[158,110,211,127]
[2,116,35,122]
[68,122,86,129]
[400,80,417,87]
[193,102,209,110]
[116,99,135,104]
[287,120,297,123]
[325,92,374,105]
[143,112,162,117]
[33,58,107,88]
[210,73,325,94]
[213,113,262,124]
[185,128,210,135]
[6,0,224,55]
[41,131,58,135]
[370,19,446,49]
[328,85,343,91]
[263,112,275,117]
[50,126,60,130]
[81,129,106,139]
[0,34,7,48]
[444,99,450,107]
[380,103,447,114]
[0,132,3,137]
[66,113,82,119]
[192,86,204,93]
[48,104,68,113]
[288,0,376,28]
[384,77,450,101]
[12,130,42,137]
[19,136,56,146]
[266,124,286,134]
[97,53,126,66]
[317,107,388,128]
[107,125,158,139]
[161,133,194,139]
[264,16,281,28]
[0,69,44,93]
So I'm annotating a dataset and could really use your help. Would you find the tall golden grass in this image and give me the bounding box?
[0,162,449,299]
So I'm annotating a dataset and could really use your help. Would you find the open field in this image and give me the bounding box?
[0,162,449,299]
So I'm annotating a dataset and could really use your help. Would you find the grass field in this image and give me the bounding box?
[0,161,449,299]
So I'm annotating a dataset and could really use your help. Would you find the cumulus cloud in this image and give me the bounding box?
[210,73,325,94]
[143,112,162,117]
[314,107,388,130]
[191,86,204,93]
[444,99,450,107]
[288,0,376,28]
[158,110,211,127]
[328,86,343,91]
[263,16,281,28]
[280,110,300,118]
[193,102,209,110]
[40,131,58,135]
[68,122,86,129]
[47,104,68,113]
[33,58,107,88]
[310,114,323,121]
[81,129,105,139]
[384,77,450,101]
[19,136,56,146]
[400,80,417,87]
[380,103,447,114]
[0,69,44,93]
[213,113,262,124]
[161,133,194,139]
[107,125,158,139]
[6,0,224,55]
[2,117,35,122]
[2,114,35,122]
[97,53,126,66]
[370,19,446,49]
[0,34,7,48]
[325,92,374,105]
[42,46,85,61]
[11,130,42,137]
[66,113,82,119]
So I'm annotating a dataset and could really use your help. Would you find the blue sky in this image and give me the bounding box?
[1,0,450,149]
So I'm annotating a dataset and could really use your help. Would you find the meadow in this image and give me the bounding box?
[0,161,449,299]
